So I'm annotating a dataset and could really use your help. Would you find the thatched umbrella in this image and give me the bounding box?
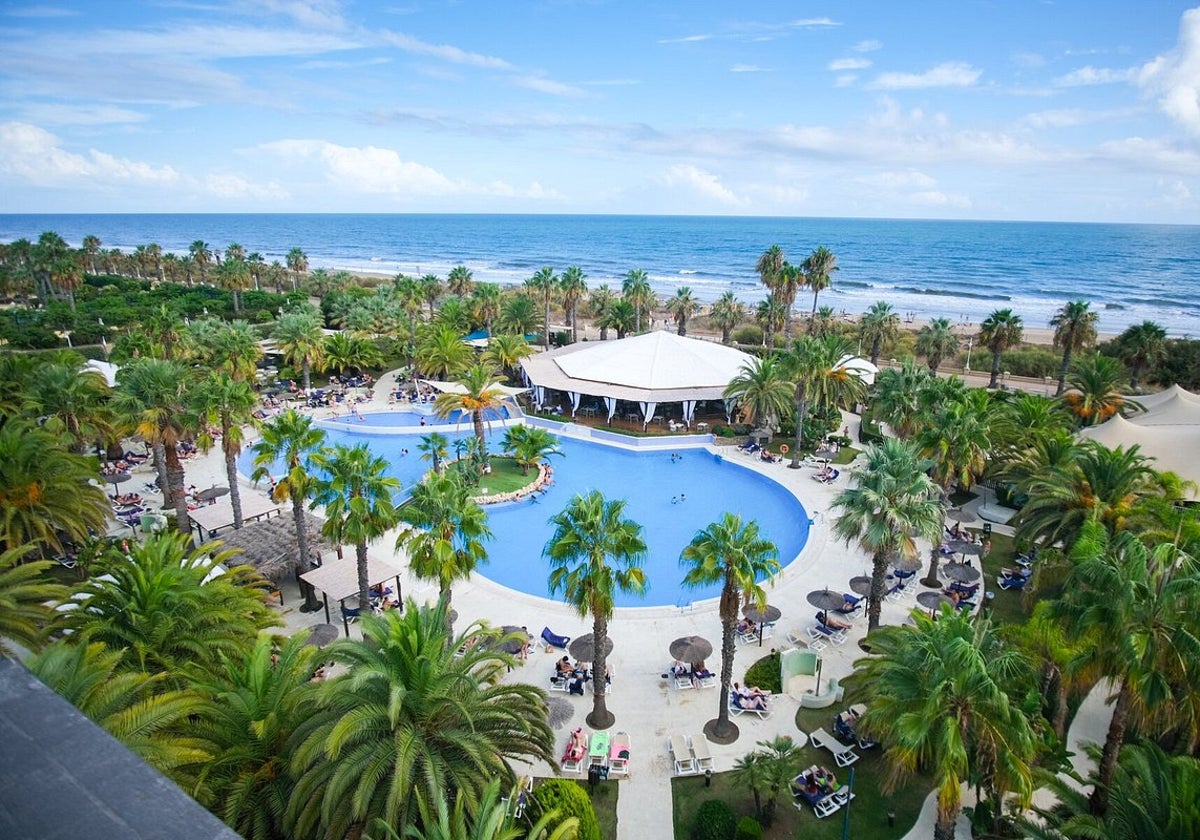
[214,512,333,581]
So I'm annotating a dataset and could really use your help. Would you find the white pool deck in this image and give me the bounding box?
[138,368,1111,839]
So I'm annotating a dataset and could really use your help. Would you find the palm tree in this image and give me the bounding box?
[709,290,746,345]
[194,373,258,529]
[600,298,636,339]
[216,257,252,314]
[82,234,101,274]
[112,358,195,533]
[0,421,110,553]
[416,324,474,380]
[1115,320,1168,391]
[666,286,700,336]
[722,356,794,431]
[469,282,502,337]
[856,610,1037,840]
[782,335,864,468]
[622,269,654,334]
[198,320,262,382]
[1052,521,1200,816]
[801,246,838,328]
[419,432,450,474]
[496,293,540,338]
[391,776,578,840]
[1051,300,1099,396]
[830,439,943,631]
[398,472,491,638]
[446,264,474,298]
[189,634,318,840]
[481,334,534,383]
[558,265,588,344]
[26,639,211,785]
[311,443,401,610]
[916,317,960,372]
[755,245,785,294]
[286,247,308,291]
[66,534,279,676]
[870,360,938,439]
[0,546,67,654]
[1006,601,1086,742]
[1061,355,1138,426]
[501,424,562,475]
[144,304,184,360]
[323,331,383,377]
[755,292,789,349]
[858,301,900,366]
[680,514,780,743]
[525,266,558,349]
[588,284,616,340]
[273,310,326,390]
[732,735,803,825]
[433,364,508,457]
[418,273,443,318]
[23,353,114,450]
[286,604,555,838]
[251,410,327,611]
[545,491,647,728]
[978,308,1024,388]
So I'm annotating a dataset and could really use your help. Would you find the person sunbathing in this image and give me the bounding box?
[736,692,768,711]
[564,728,586,761]
[824,614,853,631]
[737,617,757,635]
[556,656,574,676]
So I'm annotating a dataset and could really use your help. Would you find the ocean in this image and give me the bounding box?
[2,214,1197,336]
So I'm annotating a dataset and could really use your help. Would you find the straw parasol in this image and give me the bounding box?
[890,552,923,573]
[497,625,530,656]
[547,696,575,729]
[848,576,872,596]
[213,512,332,581]
[807,589,847,626]
[669,636,713,662]
[302,623,339,648]
[196,486,230,502]
[943,562,981,584]
[948,539,982,561]
[744,603,782,625]
[917,591,953,612]
[103,473,132,485]
[569,633,613,663]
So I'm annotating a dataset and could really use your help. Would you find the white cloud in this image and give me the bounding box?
[1011,51,1046,69]
[204,172,288,201]
[731,64,769,73]
[256,138,457,194]
[854,39,882,53]
[1138,6,1200,137]
[834,74,858,88]
[0,121,179,186]
[661,164,742,205]
[511,75,586,97]
[856,170,938,189]
[1095,137,1200,175]
[1054,65,1137,87]
[869,61,982,90]
[910,190,971,208]
[657,34,712,44]
[828,58,871,72]
[379,30,514,70]
[257,0,348,31]
[788,18,840,28]
[19,104,147,126]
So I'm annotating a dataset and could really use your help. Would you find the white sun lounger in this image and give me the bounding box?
[669,733,697,775]
[809,727,860,767]
[689,733,713,771]
[561,731,587,774]
[609,731,631,777]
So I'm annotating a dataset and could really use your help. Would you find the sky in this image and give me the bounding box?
[1,1,1199,223]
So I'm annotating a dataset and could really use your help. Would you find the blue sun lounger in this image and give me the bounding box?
[541,627,571,649]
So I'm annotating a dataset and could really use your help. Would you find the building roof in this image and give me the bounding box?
[0,657,243,840]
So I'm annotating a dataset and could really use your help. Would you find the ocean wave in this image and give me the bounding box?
[679,269,698,275]
[1123,296,1200,311]
[896,286,1011,302]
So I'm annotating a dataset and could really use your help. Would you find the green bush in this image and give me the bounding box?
[733,815,763,840]
[731,325,762,346]
[1000,347,1060,379]
[743,651,782,694]
[533,778,601,840]
[691,799,737,840]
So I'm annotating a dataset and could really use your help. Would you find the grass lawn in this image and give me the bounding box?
[574,779,619,840]
[968,529,1031,625]
[472,456,538,495]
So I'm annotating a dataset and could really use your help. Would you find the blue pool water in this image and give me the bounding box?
[323,407,512,428]
[241,428,809,607]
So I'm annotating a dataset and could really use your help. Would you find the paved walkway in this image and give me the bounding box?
[141,379,1062,839]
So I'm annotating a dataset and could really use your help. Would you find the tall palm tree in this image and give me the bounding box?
[0,420,110,553]
[666,286,700,336]
[416,324,474,380]
[194,373,258,529]
[252,410,327,611]
[323,331,383,377]
[501,424,562,475]
[398,472,491,638]
[1061,355,1138,426]
[311,443,401,610]
[978,308,1024,389]
[496,293,540,338]
[1115,320,1168,392]
[418,432,451,474]
[525,266,558,349]
[481,334,534,383]
[709,290,746,345]
[112,358,195,533]
[855,610,1037,840]
[755,292,789,350]
[680,514,780,743]
[722,356,794,431]
[777,263,805,340]
[286,247,308,291]
[858,301,900,366]
[0,546,67,654]
[198,320,262,382]
[216,257,252,314]
[588,284,616,340]
[469,282,502,337]
[622,268,654,335]
[545,491,647,729]
[446,264,474,298]
[420,273,443,319]
[432,364,508,457]
[599,298,636,339]
[1052,521,1200,816]
[755,245,785,294]
[144,304,184,360]
[392,776,579,840]
[558,265,588,344]
[830,439,943,631]
[23,354,114,450]
[286,604,555,838]
[782,335,864,468]
[273,310,326,390]
[82,234,101,274]
[189,634,318,840]
[916,317,960,372]
[801,246,838,328]
[869,360,936,439]
[1051,299,1099,396]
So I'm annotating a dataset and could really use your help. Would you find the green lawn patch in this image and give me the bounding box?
[970,530,1030,625]
[468,456,537,495]
[574,778,619,840]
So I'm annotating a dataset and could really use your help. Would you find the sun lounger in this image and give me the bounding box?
[998,574,1029,590]
[588,730,610,768]
[809,727,860,767]
[789,626,827,652]
[541,626,570,650]
[669,733,696,775]
[729,691,772,719]
[689,733,713,771]
[810,623,847,646]
[608,732,631,777]
[561,730,587,774]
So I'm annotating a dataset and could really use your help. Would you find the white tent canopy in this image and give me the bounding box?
[419,379,528,398]
[836,355,878,386]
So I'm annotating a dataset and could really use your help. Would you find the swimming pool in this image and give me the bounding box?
[323,407,513,429]
[241,429,809,608]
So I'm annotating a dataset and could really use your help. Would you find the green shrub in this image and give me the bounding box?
[743,651,782,694]
[1000,347,1060,379]
[733,815,763,840]
[691,799,737,840]
[731,325,762,346]
[533,778,600,840]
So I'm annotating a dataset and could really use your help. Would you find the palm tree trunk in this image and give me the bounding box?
[870,335,882,367]
[934,807,959,840]
[355,542,371,611]
[543,298,551,350]
[989,350,1002,389]
[1050,671,1068,741]
[152,442,169,498]
[225,449,243,529]
[788,385,808,469]
[1056,337,1074,396]
[291,495,321,611]
[1091,680,1131,816]
[587,613,614,730]
[473,411,487,458]
[709,613,739,742]
[302,357,312,392]
[867,550,887,632]
[165,445,190,537]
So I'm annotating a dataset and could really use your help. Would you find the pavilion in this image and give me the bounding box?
[518,331,754,429]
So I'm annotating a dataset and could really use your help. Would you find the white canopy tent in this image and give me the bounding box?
[519,331,754,428]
